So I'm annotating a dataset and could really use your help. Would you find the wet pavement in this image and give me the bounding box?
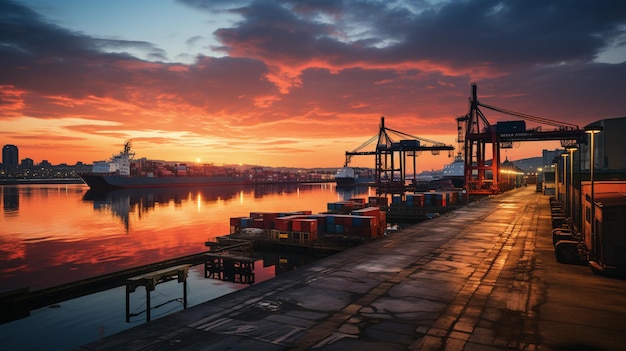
[76,187,626,350]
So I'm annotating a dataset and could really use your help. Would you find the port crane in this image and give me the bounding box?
[344,117,454,194]
[457,84,586,195]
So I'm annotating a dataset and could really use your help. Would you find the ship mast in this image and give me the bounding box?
[123,140,135,159]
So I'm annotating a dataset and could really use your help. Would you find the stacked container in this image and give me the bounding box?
[230,203,388,244]
[368,196,388,207]
[327,200,366,213]
[351,206,386,237]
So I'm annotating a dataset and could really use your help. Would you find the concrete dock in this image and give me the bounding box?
[76,187,626,351]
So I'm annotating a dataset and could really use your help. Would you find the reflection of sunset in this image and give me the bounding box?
[0,184,347,290]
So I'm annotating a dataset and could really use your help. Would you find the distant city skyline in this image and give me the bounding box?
[1,142,559,176]
[2,144,19,174]
[1,143,91,179]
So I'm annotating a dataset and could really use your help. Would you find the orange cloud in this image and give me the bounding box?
[0,85,27,117]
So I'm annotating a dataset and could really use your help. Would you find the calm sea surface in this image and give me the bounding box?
[0,183,374,351]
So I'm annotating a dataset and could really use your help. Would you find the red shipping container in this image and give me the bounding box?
[342,215,355,226]
[280,210,312,216]
[303,219,318,233]
[252,218,264,229]
[412,194,425,207]
[274,218,291,231]
[263,219,275,230]
[306,215,326,232]
[249,212,280,222]
[352,207,380,218]
[292,219,318,233]
[292,219,301,232]
[379,210,387,225]
[230,217,245,226]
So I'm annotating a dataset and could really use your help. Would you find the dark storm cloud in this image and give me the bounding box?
[0,0,165,62]
[477,62,626,122]
[176,0,626,125]
[396,0,626,68]
[183,0,626,71]
[0,0,163,97]
[2,0,625,131]
[92,38,167,60]
[214,1,337,63]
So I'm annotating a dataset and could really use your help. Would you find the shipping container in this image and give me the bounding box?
[424,192,435,206]
[368,196,388,206]
[278,210,312,217]
[274,217,292,231]
[495,120,526,134]
[392,194,403,204]
[399,139,420,148]
[406,193,424,207]
[349,198,366,204]
[327,200,365,212]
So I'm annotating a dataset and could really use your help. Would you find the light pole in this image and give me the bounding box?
[554,160,559,200]
[585,125,602,260]
[561,152,569,212]
[537,167,543,193]
[566,146,578,220]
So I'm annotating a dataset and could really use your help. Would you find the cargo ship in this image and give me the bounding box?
[335,167,356,186]
[334,167,375,187]
[78,141,252,191]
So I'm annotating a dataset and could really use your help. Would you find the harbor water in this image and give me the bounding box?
[0,183,374,351]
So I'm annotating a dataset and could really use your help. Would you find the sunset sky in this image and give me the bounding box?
[1,0,625,170]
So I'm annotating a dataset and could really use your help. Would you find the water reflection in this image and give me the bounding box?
[259,251,329,276]
[80,184,374,231]
[2,186,19,215]
[335,184,372,201]
[0,183,377,350]
[1,183,373,292]
[82,185,249,231]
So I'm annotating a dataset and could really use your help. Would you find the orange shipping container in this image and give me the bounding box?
[351,207,381,217]
[291,219,318,234]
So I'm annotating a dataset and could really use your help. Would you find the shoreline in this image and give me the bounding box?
[0,178,85,185]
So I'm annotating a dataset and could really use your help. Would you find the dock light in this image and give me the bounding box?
[561,153,569,212]
[566,146,578,219]
[584,125,602,255]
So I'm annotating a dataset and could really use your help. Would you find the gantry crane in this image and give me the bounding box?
[345,117,454,194]
[457,84,586,195]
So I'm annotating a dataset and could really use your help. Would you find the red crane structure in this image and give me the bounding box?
[345,117,454,194]
[457,84,586,195]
